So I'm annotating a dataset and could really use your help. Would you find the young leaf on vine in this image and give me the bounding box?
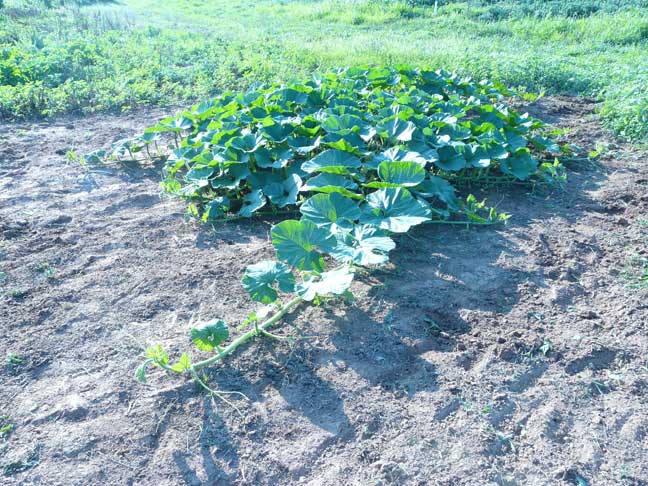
[299,192,361,231]
[241,260,296,304]
[330,225,396,266]
[271,219,337,271]
[296,266,355,301]
[361,187,432,233]
[190,320,229,352]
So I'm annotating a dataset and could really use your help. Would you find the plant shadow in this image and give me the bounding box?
[170,394,240,486]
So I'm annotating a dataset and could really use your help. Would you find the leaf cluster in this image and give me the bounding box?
[120,66,559,226]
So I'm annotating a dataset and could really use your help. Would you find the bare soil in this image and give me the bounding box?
[1,98,647,486]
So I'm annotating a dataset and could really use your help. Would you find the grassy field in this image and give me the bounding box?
[1,0,647,140]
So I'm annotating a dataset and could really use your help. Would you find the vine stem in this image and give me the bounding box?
[423,219,505,226]
[190,295,303,371]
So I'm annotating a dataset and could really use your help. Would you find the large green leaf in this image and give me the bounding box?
[238,189,266,217]
[267,87,310,106]
[366,147,428,170]
[504,129,528,151]
[361,187,432,233]
[416,176,459,209]
[263,174,302,208]
[322,114,375,142]
[190,320,229,352]
[377,118,417,142]
[262,123,295,143]
[296,266,355,301]
[300,193,361,231]
[465,145,491,168]
[203,196,230,222]
[300,173,362,199]
[330,225,395,266]
[301,149,362,175]
[367,161,426,188]
[499,148,537,180]
[323,133,367,154]
[321,114,365,134]
[254,147,293,169]
[435,145,467,172]
[301,173,358,192]
[229,134,265,153]
[210,163,250,190]
[288,136,321,154]
[271,219,337,271]
[241,260,296,304]
[185,165,217,182]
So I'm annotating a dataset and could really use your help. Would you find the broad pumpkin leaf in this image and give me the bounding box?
[368,161,426,188]
[288,136,321,154]
[300,173,363,199]
[531,135,560,154]
[323,132,367,154]
[150,116,193,132]
[435,145,467,171]
[267,87,310,106]
[376,118,417,142]
[465,145,491,168]
[262,123,295,143]
[301,173,359,192]
[238,189,266,217]
[271,219,337,271]
[301,149,362,175]
[210,163,250,190]
[416,176,459,209]
[366,147,428,169]
[241,260,296,304]
[361,187,432,233]
[263,174,302,208]
[330,225,396,266]
[190,320,229,352]
[254,147,293,169]
[203,196,230,222]
[321,114,366,134]
[300,192,361,231]
[185,165,217,182]
[229,134,265,153]
[296,266,355,301]
[503,129,528,151]
[499,148,538,180]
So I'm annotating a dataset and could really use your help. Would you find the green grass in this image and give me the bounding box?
[623,255,648,288]
[1,0,648,141]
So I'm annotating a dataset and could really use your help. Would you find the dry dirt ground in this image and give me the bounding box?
[1,98,647,486]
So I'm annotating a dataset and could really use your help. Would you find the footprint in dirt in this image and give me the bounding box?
[101,194,161,215]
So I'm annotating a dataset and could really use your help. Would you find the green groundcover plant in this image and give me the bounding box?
[113,66,564,398]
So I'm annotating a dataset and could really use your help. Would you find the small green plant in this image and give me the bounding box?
[35,262,55,279]
[0,422,14,440]
[0,415,14,462]
[622,255,648,288]
[9,289,27,299]
[2,444,41,476]
[4,354,24,375]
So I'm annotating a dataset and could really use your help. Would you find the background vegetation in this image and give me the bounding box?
[1,0,647,141]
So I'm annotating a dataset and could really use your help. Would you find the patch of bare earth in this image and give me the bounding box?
[0,98,646,486]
